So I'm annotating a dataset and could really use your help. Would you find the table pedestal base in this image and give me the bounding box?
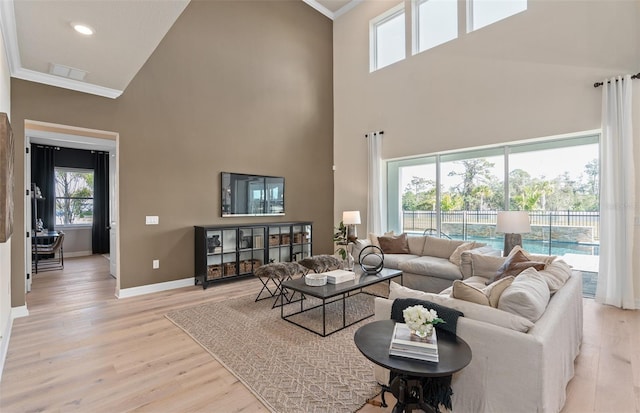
[387,375,438,413]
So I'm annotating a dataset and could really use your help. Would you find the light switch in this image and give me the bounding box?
[145,216,159,225]
[153,260,160,269]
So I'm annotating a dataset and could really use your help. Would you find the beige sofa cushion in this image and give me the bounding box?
[459,246,500,278]
[510,245,557,266]
[467,253,507,278]
[498,268,551,322]
[538,260,572,294]
[452,276,514,307]
[389,281,534,332]
[449,242,475,266]
[407,235,427,255]
[422,236,466,259]
[399,256,463,281]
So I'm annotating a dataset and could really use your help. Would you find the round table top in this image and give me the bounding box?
[354,319,472,378]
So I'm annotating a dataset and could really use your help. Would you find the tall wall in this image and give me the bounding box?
[9,0,334,305]
[333,1,640,298]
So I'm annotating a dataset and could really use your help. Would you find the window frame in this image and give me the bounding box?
[412,0,459,55]
[370,3,406,72]
[54,166,95,228]
[467,0,528,33]
[387,134,600,233]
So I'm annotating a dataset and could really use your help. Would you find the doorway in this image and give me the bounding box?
[24,120,119,295]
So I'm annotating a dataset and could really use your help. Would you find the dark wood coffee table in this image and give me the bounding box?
[279,268,402,337]
[354,319,472,413]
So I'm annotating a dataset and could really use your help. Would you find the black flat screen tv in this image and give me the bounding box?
[221,172,285,217]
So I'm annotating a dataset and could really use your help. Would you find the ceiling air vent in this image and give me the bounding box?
[49,63,88,81]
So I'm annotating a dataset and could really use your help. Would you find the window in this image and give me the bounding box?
[414,0,458,54]
[370,4,406,72]
[55,168,94,225]
[387,134,600,257]
[468,0,527,32]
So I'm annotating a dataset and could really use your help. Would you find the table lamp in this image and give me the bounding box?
[496,211,531,256]
[342,210,361,243]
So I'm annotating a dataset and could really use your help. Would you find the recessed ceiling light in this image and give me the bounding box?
[71,23,94,36]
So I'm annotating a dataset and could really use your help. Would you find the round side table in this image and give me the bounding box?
[354,319,472,413]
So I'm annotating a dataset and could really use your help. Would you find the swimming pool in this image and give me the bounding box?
[457,236,599,257]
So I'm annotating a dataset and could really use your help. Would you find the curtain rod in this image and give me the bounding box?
[593,73,639,88]
[364,131,384,138]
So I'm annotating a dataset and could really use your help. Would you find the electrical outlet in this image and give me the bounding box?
[146,216,159,225]
[153,260,159,269]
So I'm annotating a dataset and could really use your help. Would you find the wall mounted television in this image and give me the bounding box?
[221,172,285,217]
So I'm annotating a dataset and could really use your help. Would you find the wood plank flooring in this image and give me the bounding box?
[1,255,638,412]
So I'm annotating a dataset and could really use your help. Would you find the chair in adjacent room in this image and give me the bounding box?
[33,231,65,271]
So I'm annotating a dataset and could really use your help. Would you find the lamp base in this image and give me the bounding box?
[346,225,358,243]
[503,233,522,257]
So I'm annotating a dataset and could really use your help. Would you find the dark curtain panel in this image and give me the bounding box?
[92,151,110,254]
[31,145,56,230]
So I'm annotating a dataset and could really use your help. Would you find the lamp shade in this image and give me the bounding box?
[496,211,531,234]
[342,210,361,225]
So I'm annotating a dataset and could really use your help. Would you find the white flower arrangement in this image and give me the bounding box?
[402,305,445,338]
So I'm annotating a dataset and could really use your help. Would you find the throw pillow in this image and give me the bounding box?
[491,248,545,284]
[388,281,534,332]
[509,245,557,266]
[449,242,475,267]
[537,260,572,294]
[369,231,394,248]
[451,280,490,306]
[498,268,551,323]
[378,233,410,254]
[451,276,514,308]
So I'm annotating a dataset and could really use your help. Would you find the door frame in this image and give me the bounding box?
[24,120,120,296]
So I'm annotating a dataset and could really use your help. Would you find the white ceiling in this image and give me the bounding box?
[0,0,357,100]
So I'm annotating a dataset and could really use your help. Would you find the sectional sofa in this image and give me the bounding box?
[372,247,583,413]
[352,233,501,292]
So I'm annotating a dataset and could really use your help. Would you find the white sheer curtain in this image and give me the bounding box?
[367,132,384,235]
[596,75,636,309]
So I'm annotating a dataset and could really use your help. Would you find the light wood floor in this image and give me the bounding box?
[0,256,638,413]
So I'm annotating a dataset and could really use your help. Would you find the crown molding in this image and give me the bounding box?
[0,0,122,99]
[334,0,363,19]
[0,0,20,74]
[302,0,334,19]
[12,67,122,99]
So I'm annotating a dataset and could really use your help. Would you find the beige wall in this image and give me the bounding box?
[333,1,640,299]
[10,0,334,305]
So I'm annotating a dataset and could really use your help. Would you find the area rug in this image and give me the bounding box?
[166,289,386,413]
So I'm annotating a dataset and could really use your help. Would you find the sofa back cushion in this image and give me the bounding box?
[389,281,534,332]
[406,235,427,255]
[422,236,466,259]
[498,268,551,322]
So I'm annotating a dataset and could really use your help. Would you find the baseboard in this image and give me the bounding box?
[0,306,29,381]
[116,277,193,299]
[65,251,93,258]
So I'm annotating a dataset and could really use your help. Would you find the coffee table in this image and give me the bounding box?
[354,320,472,413]
[279,268,402,337]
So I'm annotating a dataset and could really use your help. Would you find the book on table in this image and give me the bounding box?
[389,322,439,362]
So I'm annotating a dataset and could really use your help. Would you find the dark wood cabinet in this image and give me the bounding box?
[194,221,312,289]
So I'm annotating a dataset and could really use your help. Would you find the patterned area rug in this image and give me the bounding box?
[166,289,386,413]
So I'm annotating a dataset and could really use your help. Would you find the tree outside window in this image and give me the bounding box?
[55,168,94,225]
